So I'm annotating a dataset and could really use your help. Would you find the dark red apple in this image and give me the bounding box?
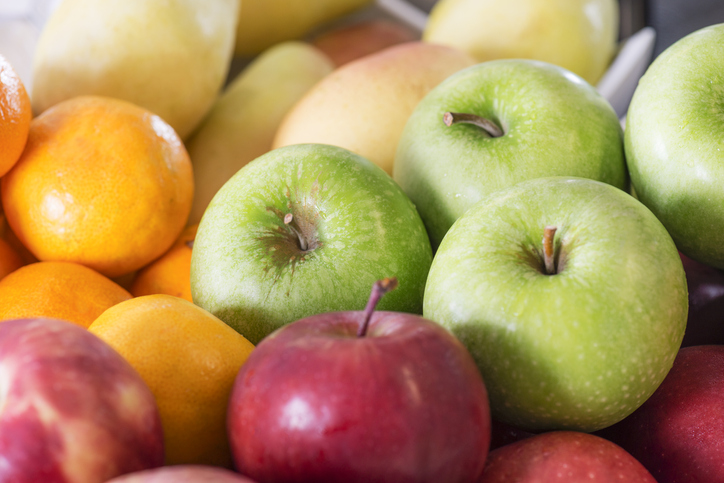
[106,465,257,482]
[596,345,724,483]
[480,431,656,482]
[680,252,724,346]
[227,279,491,483]
[0,317,164,483]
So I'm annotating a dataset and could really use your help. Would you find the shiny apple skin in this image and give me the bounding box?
[480,431,656,482]
[0,318,164,483]
[106,465,257,483]
[596,346,724,483]
[227,311,491,483]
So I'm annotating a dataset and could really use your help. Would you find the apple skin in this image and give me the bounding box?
[423,177,687,432]
[190,144,433,344]
[311,19,419,67]
[625,23,724,268]
[227,310,491,483]
[679,252,724,346]
[106,465,256,483]
[480,431,656,482]
[394,59,626,248]
[596,345,724,483]
[0,317,164,483]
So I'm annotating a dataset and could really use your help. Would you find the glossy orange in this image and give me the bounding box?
[0,260,132,328]
[0,55,32,177]
[1,95,194,278]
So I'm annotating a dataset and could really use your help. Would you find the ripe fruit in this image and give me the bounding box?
[89,294,255,467]
[0,55,32,177]
[130,224,197,302]
[1,95,194,278]
[0,261,132,328]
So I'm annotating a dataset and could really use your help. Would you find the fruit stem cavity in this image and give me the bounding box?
[443,112,503,138]
[357,277,399,337]
[543,225,558,275]
[284,213,308,251]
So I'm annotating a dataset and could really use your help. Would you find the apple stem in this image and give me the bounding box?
[443,112,504,138]
[543,225,557,275]
[357,277,399,337]
[284,213,308,251]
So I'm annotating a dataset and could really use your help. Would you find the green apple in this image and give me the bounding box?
[423,0,619,85]
[186,41,334,225]
[393,59,627,248]
[190,144,433,344]
[423,176,687,433]
[625,23,724,268]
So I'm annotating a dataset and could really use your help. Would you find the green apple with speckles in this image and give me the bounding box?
[625,23,724,269]
[190,143,433,344]
[393,59,627,249]
[423,177,687,433]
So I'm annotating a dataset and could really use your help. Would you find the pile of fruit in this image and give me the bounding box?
[0,0,723,482]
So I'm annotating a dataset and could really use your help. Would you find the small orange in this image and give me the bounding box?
[1,95,194,278]
[0,260,132,328]
[130,224,197,301]
[0,55,32,177]
[88,294,255,467]
[0,237,23,280]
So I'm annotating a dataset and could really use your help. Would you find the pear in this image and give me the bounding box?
[234,0,373,58]
[423,0,619,85]
[186,42,334,226]
[272,42,475,175]
[31,0,239,139]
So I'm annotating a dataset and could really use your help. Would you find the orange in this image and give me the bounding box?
[88,294,255,467]
[0,237,23,280]
[0,55,32,177]
[0,260,132,328]
[130,224,197,301]
[1,95,194,278]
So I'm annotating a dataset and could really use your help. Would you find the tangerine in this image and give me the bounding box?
[1,95,194,278]
[0,55,32,177]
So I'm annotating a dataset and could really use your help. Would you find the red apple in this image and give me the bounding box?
[227,279,491,483]
[680,252,724,346]
[595,345,724,483]
[480,431,656,482]
[107,465,257,482]
[0,317,164,483]
[311,19,419,67]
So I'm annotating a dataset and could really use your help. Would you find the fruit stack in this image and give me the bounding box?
[0,0,722,482]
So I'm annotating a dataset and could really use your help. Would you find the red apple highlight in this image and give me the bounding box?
[106,465,257,483]
[227,278,491,483]
[0,317,164,483]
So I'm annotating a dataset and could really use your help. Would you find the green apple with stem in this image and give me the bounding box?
[393,59,627,249]
[625,23,724,269]
[423,176,688,432]
[190,144,433,344]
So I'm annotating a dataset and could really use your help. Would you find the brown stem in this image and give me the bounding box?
[543,226,557,275]
[284,213,308,251]
[443,112,504,138]
[357,277,399,337]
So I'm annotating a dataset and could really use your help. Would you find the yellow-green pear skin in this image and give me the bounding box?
[31,0,239,139]
[423,0,618,85]
[234,0,374,57]
[186,41,334,226]
[272,42,476,175]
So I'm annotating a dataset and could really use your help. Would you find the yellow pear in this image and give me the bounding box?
[234,0,373,57]
[186,42,334,225]
[423,0,619,85]
[31,0,239,139]
[272,42,475,175]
